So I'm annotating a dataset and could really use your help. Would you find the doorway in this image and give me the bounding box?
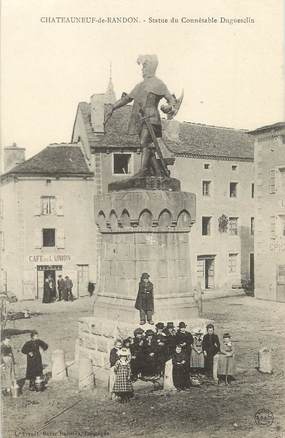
[37,265,62,300]
[197,255,216,289]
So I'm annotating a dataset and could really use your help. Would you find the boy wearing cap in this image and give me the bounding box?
[21,331,48,391]
[202,324,220,378]
[135,273,154,325]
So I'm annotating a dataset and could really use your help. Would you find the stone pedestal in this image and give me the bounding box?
[51,350,67,381]
[94,190,197,322]
[78,189,203,382]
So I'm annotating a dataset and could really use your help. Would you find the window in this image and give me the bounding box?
[269,169,276,194]
[42,228,55,247]
[232,165,237,171]
[279,168,285,191]
[41,196,56,215]
[251,217,254,235]
[251,183,254,198]
[228,253,238,273]
[113,153,132,175]
[270,216,276,239]
[204,163,210,170]
[202,217,211,236]
[202,181,211,196]
[278,215,285,237]
[229,182,238,198]
[229,217,238,235]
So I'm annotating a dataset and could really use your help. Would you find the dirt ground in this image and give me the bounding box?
[1,295,285,438]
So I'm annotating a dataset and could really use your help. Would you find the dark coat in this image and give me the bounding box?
[142,337,158,377]
[42,281,52,303]
[21,339,48,379]
[172,351,190,389]
[175,330,194,350]
[57,278,65,291]
[109,347,120,367]
[135,281,154,312]
[202,334,220,356]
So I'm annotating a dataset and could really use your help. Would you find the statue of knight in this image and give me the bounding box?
[104,54,183,178]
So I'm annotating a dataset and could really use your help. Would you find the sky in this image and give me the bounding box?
[1,0,284,159]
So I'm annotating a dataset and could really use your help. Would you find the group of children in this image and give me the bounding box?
[109,322,235,401]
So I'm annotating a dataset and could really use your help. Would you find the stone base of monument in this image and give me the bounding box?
[77,316,213,384]
[83,187,202,383]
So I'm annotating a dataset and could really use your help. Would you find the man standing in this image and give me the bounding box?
[64,275,74,301]
[135,273,154,325]
[57,275,65,301]
[105,54,177,177]
[21,330,48,391]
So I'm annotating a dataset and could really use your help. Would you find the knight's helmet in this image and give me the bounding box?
[137,54,158,78]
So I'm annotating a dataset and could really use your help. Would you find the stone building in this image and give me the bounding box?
[72,87,254,293]
[0,143,96,300]
[0,80,255,300]
[249,122,285,302]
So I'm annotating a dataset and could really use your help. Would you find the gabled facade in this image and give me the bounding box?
[0,144,96,300]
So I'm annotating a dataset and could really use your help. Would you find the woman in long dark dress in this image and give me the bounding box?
[172,344,190,390]
[42,278,52,303]
[21,330,48,390]
[142,329,158,378]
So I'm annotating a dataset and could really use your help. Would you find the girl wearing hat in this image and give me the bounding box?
[172,344,190,390]
[113,348,134,403]
[217,333,235,384]
[134,273,154,325]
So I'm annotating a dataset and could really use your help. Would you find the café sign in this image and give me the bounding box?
[28,255,71,263]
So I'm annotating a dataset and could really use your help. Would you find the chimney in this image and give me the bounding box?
[90,93,105,133]
[4,143,26,172]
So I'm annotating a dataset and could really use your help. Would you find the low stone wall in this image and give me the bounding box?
[77,316,213,384]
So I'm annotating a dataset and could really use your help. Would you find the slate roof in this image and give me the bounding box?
[248,121,285,135]
[3,144,93,177]
[76,102,254,161]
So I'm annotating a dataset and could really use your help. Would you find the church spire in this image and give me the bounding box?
[104,62,116,104]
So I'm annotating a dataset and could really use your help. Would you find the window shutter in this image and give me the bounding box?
[57,228,65,249]
[35,229,42,248]
[269,169,276,194]
[56,196,64,216]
